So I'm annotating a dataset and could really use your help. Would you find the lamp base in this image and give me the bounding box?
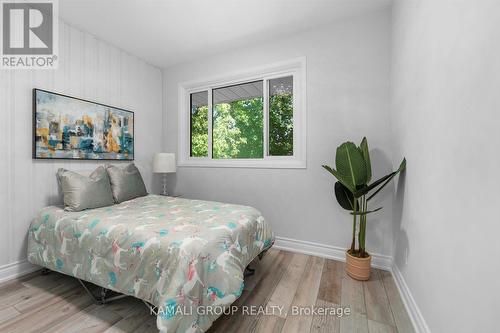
[161,173,168,196]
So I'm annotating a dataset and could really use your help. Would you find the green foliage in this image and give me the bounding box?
[190,105,208,157]
[359,137,372,182]
[269,93,293,156]
[355,158,407,199]
[322,137,406,258]
[335,142,368,192]
[334,181,358,211]
[213,98,263,158]
[190,93,294,159]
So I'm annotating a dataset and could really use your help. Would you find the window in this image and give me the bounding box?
[190,91,208,157]
[212,81,264,159]
[269,76,293,156]
[179,58,306,168]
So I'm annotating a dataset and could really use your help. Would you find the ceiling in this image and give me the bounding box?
[59,0,391,69]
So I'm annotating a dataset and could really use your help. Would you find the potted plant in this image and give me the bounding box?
[322,137,405,280]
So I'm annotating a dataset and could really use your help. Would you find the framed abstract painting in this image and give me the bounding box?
[33,89,134,160]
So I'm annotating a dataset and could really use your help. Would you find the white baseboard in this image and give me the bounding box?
[273,236,393,271]
[0,259,40,284]
[391,263,431,333]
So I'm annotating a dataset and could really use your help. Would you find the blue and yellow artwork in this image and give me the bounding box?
[33,89,134,160]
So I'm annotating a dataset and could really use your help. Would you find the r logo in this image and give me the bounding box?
[2,2,53,54]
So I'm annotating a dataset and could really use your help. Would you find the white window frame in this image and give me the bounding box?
[178,57,306,169]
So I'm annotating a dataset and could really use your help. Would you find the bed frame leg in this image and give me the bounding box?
[77,279,130,305]
[245,247,272,277]
[100,291,129,304]
[78,279,101,305]
[244,266,255,277]
[258,247,270,260]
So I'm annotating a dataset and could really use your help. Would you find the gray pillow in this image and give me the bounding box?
[106,163,147,203]
[57,166,115,212]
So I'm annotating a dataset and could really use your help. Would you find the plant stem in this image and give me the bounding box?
[360,210,363,255]
[359,195,367,257]
[351,198,357,253]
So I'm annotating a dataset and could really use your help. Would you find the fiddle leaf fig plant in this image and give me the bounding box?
[322,137,406,258]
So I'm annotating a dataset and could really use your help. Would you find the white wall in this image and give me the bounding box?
[0,21,163,271]
[391,1,500,332]
[164,8,397,258]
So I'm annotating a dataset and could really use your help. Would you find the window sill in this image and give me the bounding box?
[177,158,306,169]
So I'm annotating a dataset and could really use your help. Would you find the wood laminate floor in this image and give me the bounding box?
[0,249,414,333]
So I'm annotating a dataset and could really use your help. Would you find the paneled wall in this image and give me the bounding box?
[0,21,163,268]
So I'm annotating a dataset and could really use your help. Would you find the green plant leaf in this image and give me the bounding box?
[359,137,372,183]
[366,158,406,201]
[355,157,407,199]
[367,177,393,201]
[353,172,392,198]
[322,165,355,193]
[335,142,367,191]
[398,158,407,172]
[350,207,383,215]
[334,181,358,211]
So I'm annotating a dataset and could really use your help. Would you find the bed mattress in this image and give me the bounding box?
[27,194,274,332]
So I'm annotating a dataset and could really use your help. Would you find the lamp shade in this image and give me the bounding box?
[153,153,176,173]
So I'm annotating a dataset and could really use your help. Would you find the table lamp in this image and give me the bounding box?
[153,153,176,195]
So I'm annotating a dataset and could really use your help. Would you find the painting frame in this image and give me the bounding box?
[32,88,135,161]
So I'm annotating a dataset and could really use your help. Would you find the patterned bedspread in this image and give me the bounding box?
[27,195,274,332]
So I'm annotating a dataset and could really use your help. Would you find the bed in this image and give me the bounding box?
[27,194,274,332]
